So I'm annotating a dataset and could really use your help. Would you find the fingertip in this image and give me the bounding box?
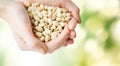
[70,7,80,23]
[66,38,74,44]
[71,7,80,23]
[77,9,81,23]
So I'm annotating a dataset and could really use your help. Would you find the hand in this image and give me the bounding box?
[1,2,48,54]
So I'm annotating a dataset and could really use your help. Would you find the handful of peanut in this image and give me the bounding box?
[24,2,71,42]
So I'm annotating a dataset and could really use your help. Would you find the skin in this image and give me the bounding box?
[0,0,80,54]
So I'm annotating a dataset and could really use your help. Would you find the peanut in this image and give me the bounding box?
[24,2,71,42]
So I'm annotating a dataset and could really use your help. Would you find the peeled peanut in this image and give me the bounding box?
[33,15,40,21]
[45,35,51,42]
[24,2,71,42]
[40,36,45,42]
[24,1,30,7]
[35,26,43,32]
[33,21,39,26]
[35,32,42,38]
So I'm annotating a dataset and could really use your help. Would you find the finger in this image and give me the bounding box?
[63,38,74,47]
[68,17,77,30]
[61,0,81,23]
[68,4,80,23]
[66,38,74,44]
[70,30,76,39]
[59,26,71,40]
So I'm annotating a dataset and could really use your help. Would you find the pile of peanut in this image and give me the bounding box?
[24,2,71,42]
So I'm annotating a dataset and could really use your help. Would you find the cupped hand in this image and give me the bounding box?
[1,2,48,54]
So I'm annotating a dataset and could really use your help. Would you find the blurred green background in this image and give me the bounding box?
[0,0,120,66]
